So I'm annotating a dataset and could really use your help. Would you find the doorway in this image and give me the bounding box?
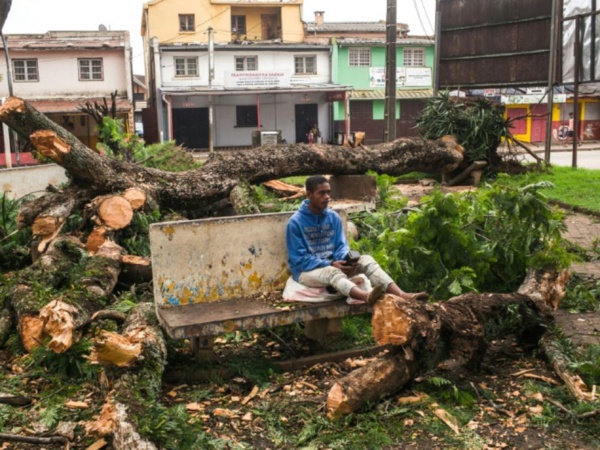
[173,108,209,150]
[295,103,318,143]
[261,14,281,40]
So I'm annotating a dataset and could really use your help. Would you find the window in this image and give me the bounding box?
[179,14,195,32]
[78,58,103,81]
[235,56,257,71]
[403,48,425,66]
[231,15,247,34]
[236,105,258,127]
[348,48,371,67]
[13,59,38,82]
[294,55,316,74]
[174,57,199,77]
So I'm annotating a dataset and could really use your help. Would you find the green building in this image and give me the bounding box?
[332,37,435,144]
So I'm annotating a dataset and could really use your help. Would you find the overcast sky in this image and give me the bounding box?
[2,0,436,74]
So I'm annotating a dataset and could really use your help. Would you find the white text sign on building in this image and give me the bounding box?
[225,71,291,89]
[369,67,432,88]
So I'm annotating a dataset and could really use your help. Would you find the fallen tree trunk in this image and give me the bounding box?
[86,302,166,450]
[11,238,124,353]
[0,97,464,216]
[327,268,569,418]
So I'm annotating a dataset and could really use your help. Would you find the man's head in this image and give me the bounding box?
[570,113,574,118]
[305,175,331,213]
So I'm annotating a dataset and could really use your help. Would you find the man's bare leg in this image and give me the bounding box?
[386,282,428,300]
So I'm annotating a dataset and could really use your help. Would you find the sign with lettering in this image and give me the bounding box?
[501,94,567,104]
[225,71,291,88]
[369,67,432,88]
[326,91,346,102]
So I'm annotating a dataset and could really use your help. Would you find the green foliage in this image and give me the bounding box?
[508,165,600,213]
[95,116,200,171]
[545,329,600,391]
[415,92,514,164]
[27,339,100,381]
[136,141,202,172]
[0,195,33,271]
[339,314,376,348]
[119,210,162,256]
[560,275,600,313]
[136,403,232,449]
[39,405,61,429]
[352,178,569,299]
[369,171,407,210]
[568,344,600,388]
[424,377,475,406]
[0,404,27,432]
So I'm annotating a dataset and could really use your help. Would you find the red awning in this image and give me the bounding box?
[27,98,132,114]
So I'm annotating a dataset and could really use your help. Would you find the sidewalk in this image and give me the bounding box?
[500,140,600,154]
[554,211,600,347]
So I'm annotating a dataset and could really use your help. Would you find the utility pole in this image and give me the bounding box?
[208,27,215,153]
[384,0,397,142]
[0,0,15,167]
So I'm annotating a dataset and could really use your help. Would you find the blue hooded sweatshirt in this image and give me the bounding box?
[286,199,349,281]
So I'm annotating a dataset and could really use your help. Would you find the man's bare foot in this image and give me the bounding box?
[399,291,428,301]
[367,285,384,305]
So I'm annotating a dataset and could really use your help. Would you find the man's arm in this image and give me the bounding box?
[331,213,350,262]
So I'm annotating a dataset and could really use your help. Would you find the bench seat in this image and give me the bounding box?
[158,297,370,339]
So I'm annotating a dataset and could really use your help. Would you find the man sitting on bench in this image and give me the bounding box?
[285,175,428,304]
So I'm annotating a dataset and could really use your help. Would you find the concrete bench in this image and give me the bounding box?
[149,209,370,355]
[149,175,377,355]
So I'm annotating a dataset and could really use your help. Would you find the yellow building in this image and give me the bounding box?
[140,0,350,149]
[142,0,305,46]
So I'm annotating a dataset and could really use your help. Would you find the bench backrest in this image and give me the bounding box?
[150,211,348,309]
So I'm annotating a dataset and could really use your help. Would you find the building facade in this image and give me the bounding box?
[142,0,352,149]
[332,37,435,145]
[0,31,134,153]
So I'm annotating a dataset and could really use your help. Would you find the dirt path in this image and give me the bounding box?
[555,211,600,347]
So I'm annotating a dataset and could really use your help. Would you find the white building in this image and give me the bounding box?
[150,40,350,149]
[0,30,134,153]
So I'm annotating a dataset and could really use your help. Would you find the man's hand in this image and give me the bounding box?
[332,260,357,276]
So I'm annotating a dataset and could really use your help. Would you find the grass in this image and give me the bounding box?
[504,165,600,213]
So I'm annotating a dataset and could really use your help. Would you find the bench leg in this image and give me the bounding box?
[304,318,343,348]
[190,335,217,361]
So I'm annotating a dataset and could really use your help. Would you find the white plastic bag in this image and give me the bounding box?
[282,277,342,302]
[282,274,372,304]
[346,274,372,305]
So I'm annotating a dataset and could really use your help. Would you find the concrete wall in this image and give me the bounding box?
[150,210,347,307]
[145,0,304,44]
[0,164,68,199]
[0,49,129,98]
[161,49,331,87]
[168,91,331,145]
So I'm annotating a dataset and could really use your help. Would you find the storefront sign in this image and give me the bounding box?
[369,67,432,88]
[225,71,291,88]
[501,94,567,104]
[326,91,346,102]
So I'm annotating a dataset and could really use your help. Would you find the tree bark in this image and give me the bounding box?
[326,268,568,418]
[86,303,166,450]
[11,237,124,353]
[0,97,464,215]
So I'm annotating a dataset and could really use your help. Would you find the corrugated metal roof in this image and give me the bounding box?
[28,98,132,114]
[306,22,409,33]
[351,89,434,99]
[161,82,350,96]
[161,42,330,51]
[3,31,128,50]
[336,37,434,46]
